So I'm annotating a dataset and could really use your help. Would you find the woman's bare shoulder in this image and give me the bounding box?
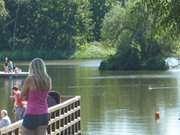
[24,75,34,83]
[24,75,36,90]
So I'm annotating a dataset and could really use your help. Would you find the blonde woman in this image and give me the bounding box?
[21,58,52,135]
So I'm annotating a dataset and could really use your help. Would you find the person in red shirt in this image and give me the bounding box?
[10,86,26,121]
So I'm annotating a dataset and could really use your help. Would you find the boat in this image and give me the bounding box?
[0,71,29,78]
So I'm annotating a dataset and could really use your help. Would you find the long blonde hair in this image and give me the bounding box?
[29,58,51,90]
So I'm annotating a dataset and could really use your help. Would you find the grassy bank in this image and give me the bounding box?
[0,42,116,61]
[0,49,74,61]
[71,42,116,59]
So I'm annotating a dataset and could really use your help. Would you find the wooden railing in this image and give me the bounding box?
[0,96,81,135]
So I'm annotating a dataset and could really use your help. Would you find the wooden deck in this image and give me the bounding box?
[0,71,28,78]
[0,96,81,135]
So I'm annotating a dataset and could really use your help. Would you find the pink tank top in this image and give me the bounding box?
[26,89,48,115]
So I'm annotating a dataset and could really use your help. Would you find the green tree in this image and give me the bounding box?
[89,0,113,40]
[143,0,180,57]
[100,0,173,70]
[143,0,180,35]
[0,0,93,58]
[72,0,93,46]
[0,0,7,17]
[89,0,128,41]
[0,0,7,51]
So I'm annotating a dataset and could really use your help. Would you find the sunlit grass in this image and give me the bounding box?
[72,42,116,59]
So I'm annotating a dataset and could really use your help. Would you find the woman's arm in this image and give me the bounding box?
[21,76,31,100]
[49,77,52,90]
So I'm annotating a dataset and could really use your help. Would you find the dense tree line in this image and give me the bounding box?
[0,0,179,70]
[0,0,127,59]
[0,0,94,59]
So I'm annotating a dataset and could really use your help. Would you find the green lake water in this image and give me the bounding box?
[0,59,180,135]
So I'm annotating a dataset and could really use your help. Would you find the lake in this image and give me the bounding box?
[0,59,180,135]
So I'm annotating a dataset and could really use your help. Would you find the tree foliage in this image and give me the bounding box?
[89,0,114,40]
[0,0,7,17]
[0,0,93,57]
[143,0,180,36]
[100,0,175,70]
[89,0,128,41]
[0,0,179,62]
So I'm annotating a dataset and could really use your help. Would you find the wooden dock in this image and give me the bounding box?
[0,96,81,135]
[0,71,28,78]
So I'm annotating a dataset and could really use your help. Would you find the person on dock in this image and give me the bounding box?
[8,60,15,72]
[0,109,11,128]
[21,58,52,135]
[10,86,26,121]
[3,57,9,72]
